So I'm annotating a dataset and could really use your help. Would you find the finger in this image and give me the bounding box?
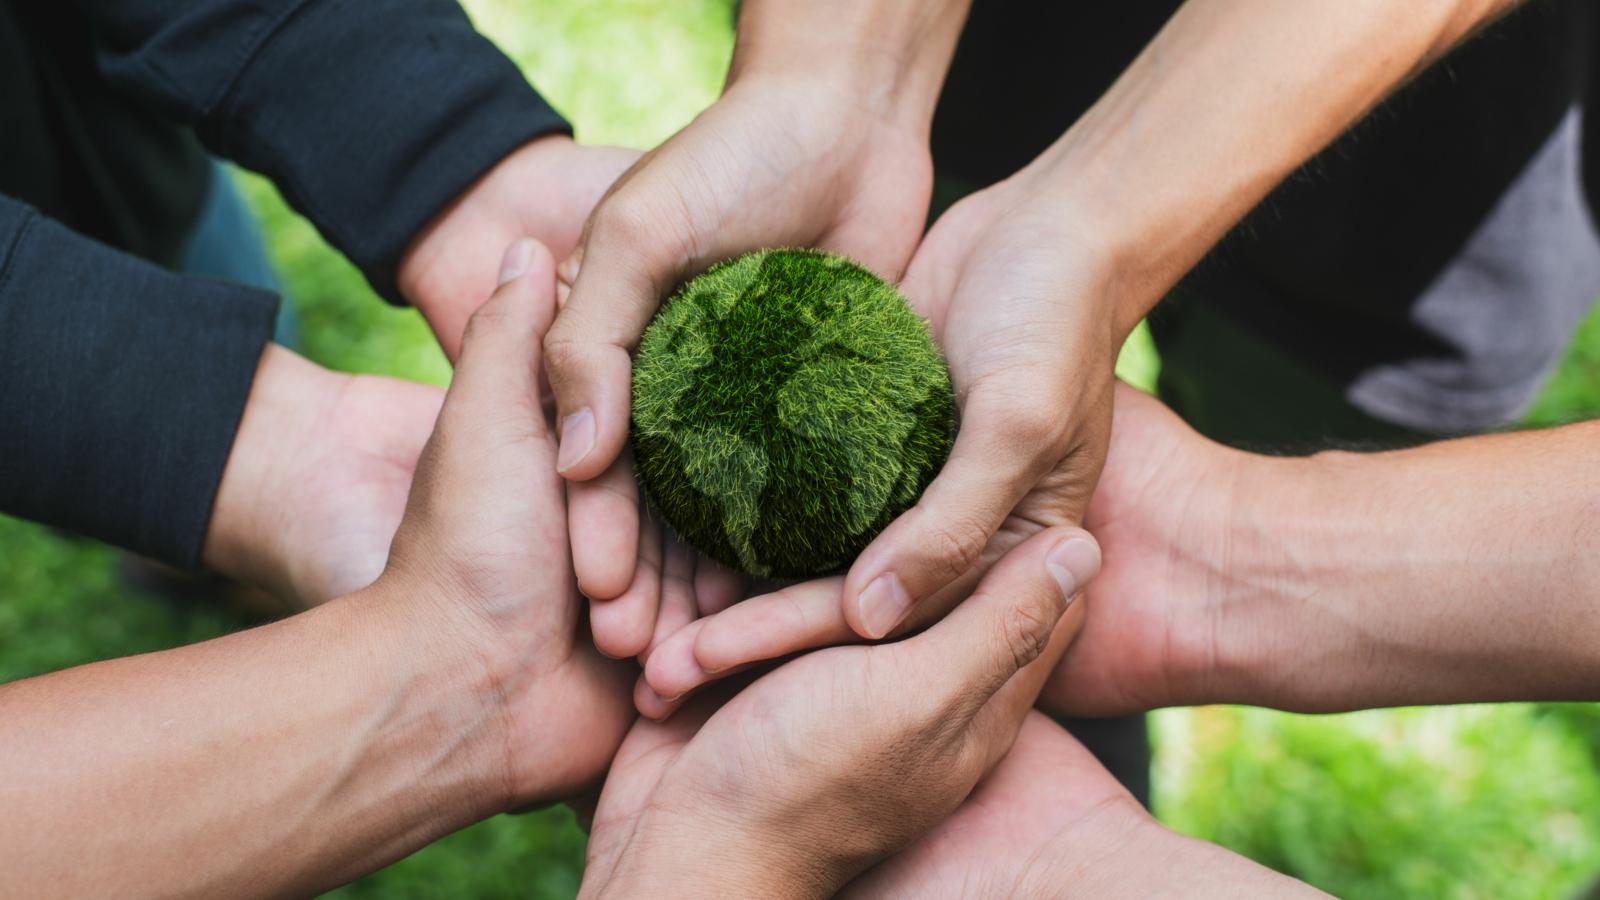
[965,594,1087,773]
[693,556,744,617]
[644,537,699,664]
[640,618,710,708]
[891,526,1101,724]
[633,665,696,721]
[590,507,663,659]
[544,192,686,484]
[568,451,642,601]
[842,388,1063,640]
[681,522,1032,695]
[691,577,852,678]
[443,239,558,427]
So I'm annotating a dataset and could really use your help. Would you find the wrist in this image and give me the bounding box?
[1173,448,1331,709]
[1203,448,1403,712]
[326,579,517,824]
[204,344,347,596]
[596,815,838,900]
[728,1,968,131]
[1031,813,1318,897]
[397,133,578,353]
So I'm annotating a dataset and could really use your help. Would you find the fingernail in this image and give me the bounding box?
[857,572,913,639]
[498,239,534,287]
[556,408,596,473]
[1046,537,1101,602]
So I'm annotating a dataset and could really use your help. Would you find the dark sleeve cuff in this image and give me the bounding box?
[85,0,569,302]
[0,196,279,567]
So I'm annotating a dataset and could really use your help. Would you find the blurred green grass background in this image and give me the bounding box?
[4,1,1600,896]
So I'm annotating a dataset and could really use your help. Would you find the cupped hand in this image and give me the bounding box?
[842,712,1323,899]
[398,135,638,359]
[205,346,443,610]
[1040,383,1261,717]
[382,239,634,804]
[637,174,1126,706]
[542,73,935,658]
[579,526,1102,900]
[839,174,1122,640]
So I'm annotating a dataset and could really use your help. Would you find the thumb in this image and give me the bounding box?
[543,197,681,482]
[443,239,558,431]
[843,384,1065,640]
[892,526,1102,724]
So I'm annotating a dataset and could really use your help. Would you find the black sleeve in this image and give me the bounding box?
[0,195,279,567]
[76,0,571,302]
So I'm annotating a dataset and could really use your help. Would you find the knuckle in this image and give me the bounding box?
[462,302,507,345]
[994,402,1067,451]
[926,516,991,582]
[998,595,1056,672]
[591,191,658,246]
[541,328,587,380]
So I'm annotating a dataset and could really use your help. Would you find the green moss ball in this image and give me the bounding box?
[631,249,956,578]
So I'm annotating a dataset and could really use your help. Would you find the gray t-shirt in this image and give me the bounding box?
[933,0,1600,432]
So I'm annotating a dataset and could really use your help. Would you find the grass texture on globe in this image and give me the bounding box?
[631,249,957,579]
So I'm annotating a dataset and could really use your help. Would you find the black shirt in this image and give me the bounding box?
[0,0,569,565]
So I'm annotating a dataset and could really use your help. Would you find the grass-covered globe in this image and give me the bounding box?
[631,249,956,578]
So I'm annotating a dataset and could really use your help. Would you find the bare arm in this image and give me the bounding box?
[0,588,503,898]
[1043,0,1526,336]
[0,241,631,898]
[1044,386,1600,718]
[1223,419,1600,711]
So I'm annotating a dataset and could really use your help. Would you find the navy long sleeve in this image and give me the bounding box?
[0,1,564,566]
[0,196,279,565]
[75,0,572,301]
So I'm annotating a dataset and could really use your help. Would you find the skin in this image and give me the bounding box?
[206,133,736,633]
[203,344,443,609]
[399,129,743,661]
[580,526,1103,899]
[841,714,1325,899]
[638,0,1534,702]
[1042,384,1600,717]
[541,0,974,658]
[397,134,637,361]
[616,378,1600,895]
[0,243,632,898]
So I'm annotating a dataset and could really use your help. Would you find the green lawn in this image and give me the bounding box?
[5,2,1600,896]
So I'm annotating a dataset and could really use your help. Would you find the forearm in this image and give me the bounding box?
[0,582,508,898]
[730,0,971,128]
[1220,422,1600,711]
[1024,825,1325,899]
[1023,0,1522,338]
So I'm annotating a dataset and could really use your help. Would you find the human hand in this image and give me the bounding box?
[1038,383,1257,716]
[837,172,1126,639]
[634,172,1125,706]
[579,526,1101,899]
[383,239,634,803]
[397,132,725,660]
[204,345,443,610]
[841,712,1324,899]
[398,135,638,359]
[542,66,938,657]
